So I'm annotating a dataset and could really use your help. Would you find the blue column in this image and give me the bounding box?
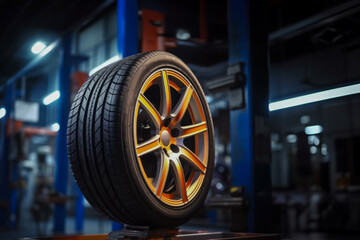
[75,185,84,232]
[112,0,138,231]
[228,0,272,232]
[10,142,19,229]
[112,222,123,231]
[53,34,72,233]
[0,84,14,229]
[117,0,138,58]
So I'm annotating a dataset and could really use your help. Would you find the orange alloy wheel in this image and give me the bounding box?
[134,68,209,206]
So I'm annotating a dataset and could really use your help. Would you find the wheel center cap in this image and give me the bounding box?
[161,129,171,146]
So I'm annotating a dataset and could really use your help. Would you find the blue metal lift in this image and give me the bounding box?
[111,0,139,231]
[53,34,73,233]
[0,84,14,229]
[228,0,273,233]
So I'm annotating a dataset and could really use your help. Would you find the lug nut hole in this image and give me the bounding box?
[170,144,179,153]
[171,128,180,137]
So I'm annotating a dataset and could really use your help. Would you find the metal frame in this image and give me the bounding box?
[0,84,14,229]
[111,0,139,231]
[269,0,360,43]
[53,34,72,233]
[228,0,272,232]
[117,0,138,59]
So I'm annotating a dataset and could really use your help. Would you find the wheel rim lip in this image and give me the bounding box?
[133,67,209,207]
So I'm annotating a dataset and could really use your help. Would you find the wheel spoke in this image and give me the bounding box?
[170,86,193,128]
[136,135,161,157]
[179,146,205,173]
[178,121,207,138]
[159,70,172,118]
[155,153,170,198]
[170,158,188,202]
[138,93,162,128]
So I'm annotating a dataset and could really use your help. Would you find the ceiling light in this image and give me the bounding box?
[89,55,120,76]
[305,125,323,135]
[321,144,328,156]
[50,123,60,132]
[269,83,360,111]
[39,41,57,57]
[43,90,60,105]
[286,134,297,143]
[300,115,311,124]
[176,29,191,40]
[0,108,6,119]
[310,146,317,154]
[31,41,46,54]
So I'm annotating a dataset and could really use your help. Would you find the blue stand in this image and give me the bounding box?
[53,34,72,233]
[228,0,273,232]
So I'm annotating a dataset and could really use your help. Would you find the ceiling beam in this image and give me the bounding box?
[269,0,360,44]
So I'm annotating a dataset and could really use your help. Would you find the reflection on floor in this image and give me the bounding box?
[290,232,360,240]
[1,217,360,240]
[0,217,113,239]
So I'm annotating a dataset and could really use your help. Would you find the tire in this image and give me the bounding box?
[67,51,214,227]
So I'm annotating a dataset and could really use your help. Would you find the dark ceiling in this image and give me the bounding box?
[269,0,360,61]
[0,0,357,88]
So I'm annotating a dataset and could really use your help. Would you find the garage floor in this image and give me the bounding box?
[1,218,359,240]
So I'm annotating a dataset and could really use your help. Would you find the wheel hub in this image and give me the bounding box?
[160,129,171,146]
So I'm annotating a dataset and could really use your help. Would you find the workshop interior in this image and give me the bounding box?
[1,0,360,239]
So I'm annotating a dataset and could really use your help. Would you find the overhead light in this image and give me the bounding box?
[310,146,317,154]
[321,144,328,156]
[300,115,311,125]
[89,55,120,76]
[269,83,360,111]
[50,123,60,132]
[31,41,46,54]
[0,108,6,119]
[43,90,60,105]
[176,29,191,40]
[305,125,323,135]
[39,41,57,57]
[286,134,297,143]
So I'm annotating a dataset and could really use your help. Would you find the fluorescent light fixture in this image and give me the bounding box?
[305,125,323,135]
[89,55,120,76]
[43,90,60,105]
[31,41,46,54]
[269,83,360,111]
[50,123,60,132]
[0,108,6,119]
[39,41,57,57]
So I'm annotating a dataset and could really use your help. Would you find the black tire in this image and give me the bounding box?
[67,51,214,227]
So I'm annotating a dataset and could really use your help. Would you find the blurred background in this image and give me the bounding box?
[0,0,360,239]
